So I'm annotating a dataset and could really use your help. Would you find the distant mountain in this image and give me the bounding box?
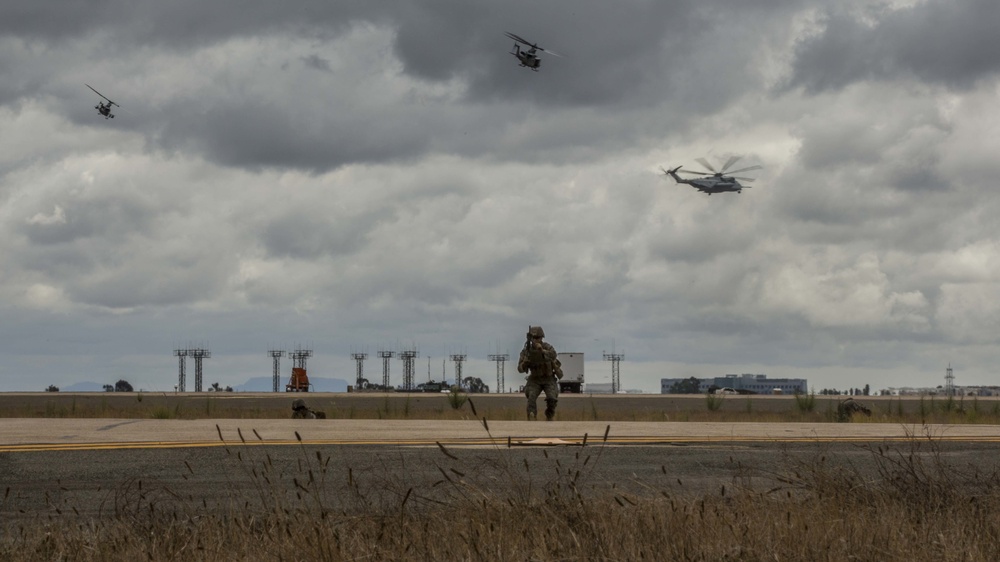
[234,376,349,393]
[63,381,108,392]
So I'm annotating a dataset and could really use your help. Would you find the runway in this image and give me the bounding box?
[5,418,1000,452]
[4,419,1000,523]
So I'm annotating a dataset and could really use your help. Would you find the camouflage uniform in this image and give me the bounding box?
[518,326,562,421]
[292,398,317,419]
[836,398,872,422]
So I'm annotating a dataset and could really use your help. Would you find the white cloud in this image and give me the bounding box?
[26,205,66,226]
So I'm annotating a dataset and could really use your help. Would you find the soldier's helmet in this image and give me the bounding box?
[292,398,306,410]
[528,326,545,338]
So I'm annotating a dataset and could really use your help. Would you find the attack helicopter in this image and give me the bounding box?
[504,32,561,71]
[661,156,762,195]
[86,84,119,119]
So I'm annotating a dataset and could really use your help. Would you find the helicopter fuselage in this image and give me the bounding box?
[665,168,745,194]
[511,46,541,69]
[96,102,114,119]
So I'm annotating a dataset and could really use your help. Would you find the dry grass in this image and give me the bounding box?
[4,392,1000,424]
[2,411,1000,560]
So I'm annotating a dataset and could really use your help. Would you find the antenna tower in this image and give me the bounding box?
[290,346,313,370]
[399,348,419,391]
[189,347,212,392]
[173,349,188,392]
[351,352,369,388]
[450,353,467,388]
[377,349,395,388]
[268,350,285,392]
[603,349,624,394]
[488,353,509,394]
[945,363,955,396]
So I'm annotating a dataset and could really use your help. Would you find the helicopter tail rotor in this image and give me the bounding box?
[659,166,683,183]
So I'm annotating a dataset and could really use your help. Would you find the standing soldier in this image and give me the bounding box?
[517,326,562,421]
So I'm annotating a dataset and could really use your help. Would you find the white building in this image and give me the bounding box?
[661,373,808,395]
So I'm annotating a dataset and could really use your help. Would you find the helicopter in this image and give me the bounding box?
[661,156,762,195]
[504,32,561,71]
[86,84,119,119]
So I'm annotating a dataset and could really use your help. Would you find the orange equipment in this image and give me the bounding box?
[286,367,310,392]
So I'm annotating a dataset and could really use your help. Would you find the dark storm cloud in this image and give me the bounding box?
[300,54,333,73]
[392,0,802,110]
[154,99,431,172]
[0,1,376,47]
[3,0,807,173]
[787,0,1000,93]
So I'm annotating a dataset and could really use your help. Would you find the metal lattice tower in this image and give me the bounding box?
[268,350,285,392]
[290,347,313,370]
[189,348,212,392]
[351,352,368,388]
[173,349,188,392]
[945,363,955,396]
[603,351,624,394]
[399,349,418,391]
[450,354,467,388]
[378,350,395,388]
[488,353,508,394]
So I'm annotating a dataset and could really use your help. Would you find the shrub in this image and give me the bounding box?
[794,392,816,413]
[705,393,723,411]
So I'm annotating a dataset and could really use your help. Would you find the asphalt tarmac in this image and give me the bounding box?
[2,419,1000,522]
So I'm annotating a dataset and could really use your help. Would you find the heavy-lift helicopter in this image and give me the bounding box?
[504,32,561,71]
[86,84,119,119]
[661,156,762,195]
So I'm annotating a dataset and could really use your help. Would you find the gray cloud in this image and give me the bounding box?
[786,0,1000,93]
[2,0,999,393]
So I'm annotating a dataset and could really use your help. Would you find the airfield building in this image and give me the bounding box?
[660,373,808,395]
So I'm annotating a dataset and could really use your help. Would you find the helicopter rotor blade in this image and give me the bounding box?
[719,155,742,173]
[504,32,535,48]
[725,165,762,175]
[676,169,714,176]
[505,32,561,56]
[694,157,717,173]
[85,84,117,106]
[730,176,756,182]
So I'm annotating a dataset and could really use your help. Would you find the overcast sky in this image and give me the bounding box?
[2,0,998,393]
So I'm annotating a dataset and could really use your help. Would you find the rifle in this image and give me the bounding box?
[521,327,547,367]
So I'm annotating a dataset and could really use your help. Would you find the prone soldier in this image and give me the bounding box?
[291,398,326,419]
[836,398,872,422]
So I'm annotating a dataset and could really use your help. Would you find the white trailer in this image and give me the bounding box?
[557,352,584,393]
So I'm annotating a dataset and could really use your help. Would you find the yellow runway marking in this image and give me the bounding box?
[3,434,1000,453]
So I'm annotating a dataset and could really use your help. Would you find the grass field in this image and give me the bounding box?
[3,392,1000,560]
[4,391,1000,424]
